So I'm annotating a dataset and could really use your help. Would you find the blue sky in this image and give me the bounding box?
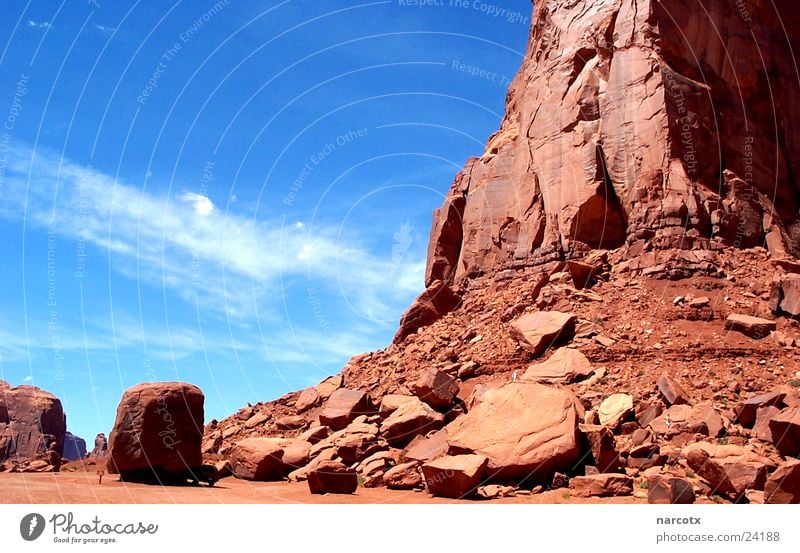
[0,0,530,442]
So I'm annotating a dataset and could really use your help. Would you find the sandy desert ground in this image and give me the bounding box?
[0,472,655,504]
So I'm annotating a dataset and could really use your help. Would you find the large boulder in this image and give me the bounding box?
[380,397,445,446]
[648,404,724,438]
[411,368,459,410]
[446,383,580,481]
[770,273,800,317]
[598,394,633,428]
[765,459,800,504]
[229,437,310,481]
[403,431,450,463]
[394,280,461,343]
[768,406,800,457]
[384,462,424,490]
[509,312,577,356]
[724,314,777,339]
[683,442,774,500]
[522,348,594,384]
[656,375,690,406]
[422,454,488,498]
[307,460,358,495]
[108,382,204,479]
[318,388,372,430]
[0,381,66,462]
[309,421,384,464]
[647,475,696,504]
[735,391,786,427]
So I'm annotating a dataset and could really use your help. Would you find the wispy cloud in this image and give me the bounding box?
[93,24,116,35]
[0,145,425,349]
[27,20,52,29]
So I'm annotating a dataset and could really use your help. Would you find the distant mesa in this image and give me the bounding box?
[62,432,87,461]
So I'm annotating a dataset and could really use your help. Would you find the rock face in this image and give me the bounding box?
[108,382,204,480]
[0,381,66,463]
[446,383,580,481]
[394,280,461,343]
[62,432,87,461]
[425,0,800,287]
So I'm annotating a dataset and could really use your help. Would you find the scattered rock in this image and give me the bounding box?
[768,406,800,457]
[422,454,488,498]
[384,462,423,490]
[509,311,577,356]
[379,394,418,417]
[295,388,321,413]
[476,484,516,499]
[598,394,633,428]
[683,442,774,500]
[647,475,696,504]
[307,460,358,494]
[381,397,445,446]
[657,374,691,406]
[229,438,310,481]
[522,348,594,384]
[724,314,777,339]
[318,388,372,431]
[735,391,786,427]
[579,424,623,473]
[403,431,449,463]
[569,474,633,497]
[764,459,800,504]
[411,368,459,410]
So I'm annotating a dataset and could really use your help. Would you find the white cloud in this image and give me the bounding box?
[0,145,425,328]
[27,20,51,29]
[177,192,215,216]
[93,24,116,35]
[22,375,33,382]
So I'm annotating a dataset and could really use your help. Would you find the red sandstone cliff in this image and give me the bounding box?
[427,0,800,287]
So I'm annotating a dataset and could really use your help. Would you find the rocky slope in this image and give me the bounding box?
[203,0,800,502]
